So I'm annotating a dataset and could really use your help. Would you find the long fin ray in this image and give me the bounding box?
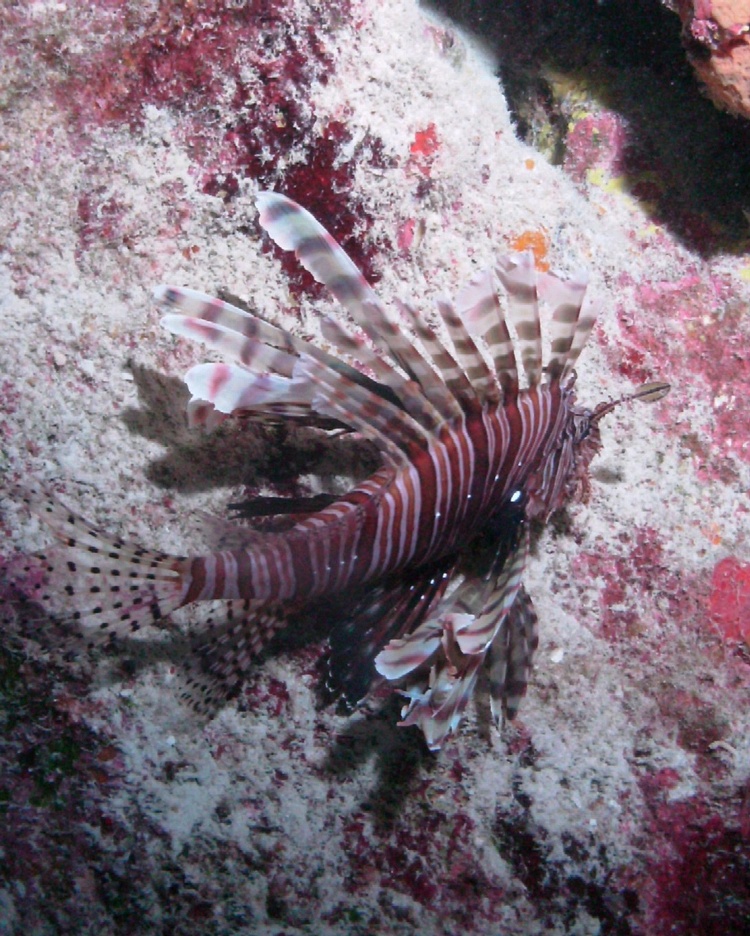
[455,268,519,396]
[537,269,587,382]
[162,314,297,377]
[487,586,538,723]
[185,363,310,417]
[394,298,474,416]
[257,192,441,390]
[434,297,500,405]
[374,520,530,749]
[562,293,602,379]
[494,252,543,387]
[157,284,405,416]
[296,356,431,465]
[320,315,443,431]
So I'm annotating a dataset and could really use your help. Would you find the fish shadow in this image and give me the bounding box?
[2,584,432,834]
[319,697,439,832]
[121,361,380,496]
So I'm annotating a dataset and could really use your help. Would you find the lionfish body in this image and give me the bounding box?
[13,193,667,750]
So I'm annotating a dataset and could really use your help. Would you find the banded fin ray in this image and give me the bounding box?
[562,292,602,379]
[257,192,411,365]
[448,526,530,656]
[324,555,456,707]
[319,314,445,430]
[494,252,543,388]
[157,285,407,423]
[536,269,587,382]
[398,654,485,752]
[162,313,298,378]
[394,299,474,416]
[296,355,432,466]
[487,585,539,723]
[257,192,463,417]
[455,268,519,397]
[434,296,501,406]
[184,364,312,420]
[374,524,530,749]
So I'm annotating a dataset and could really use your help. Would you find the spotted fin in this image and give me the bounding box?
[9,487,190,637]
[181,599,286,713]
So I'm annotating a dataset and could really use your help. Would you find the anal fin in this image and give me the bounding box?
[180,599,286,714]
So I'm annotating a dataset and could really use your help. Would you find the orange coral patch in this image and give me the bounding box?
[509,230,549,271]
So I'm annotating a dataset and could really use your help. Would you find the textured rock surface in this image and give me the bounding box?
[669,0,750,116]
[1,1,749,934]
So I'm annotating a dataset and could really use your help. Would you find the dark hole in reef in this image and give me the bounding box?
[422,0,750,255]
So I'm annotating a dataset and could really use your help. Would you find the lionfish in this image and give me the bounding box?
[10,192,668,750]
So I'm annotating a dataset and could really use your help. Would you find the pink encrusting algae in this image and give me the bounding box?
[7,191,668,752]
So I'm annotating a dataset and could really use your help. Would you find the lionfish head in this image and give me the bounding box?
[528,380,670,520]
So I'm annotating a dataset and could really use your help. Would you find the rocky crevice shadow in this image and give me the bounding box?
[424,0,750,254]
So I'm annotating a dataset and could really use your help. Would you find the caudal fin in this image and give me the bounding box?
[8,487,190,639]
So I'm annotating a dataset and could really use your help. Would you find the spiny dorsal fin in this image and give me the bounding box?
[395,298,475,415]
[495,252,543,388]
[294,355,431,466]
[537,268,589,382]
[433,296,501,406]
[319,314,444,430]
[158,285,406,422]
[455,268,519,397]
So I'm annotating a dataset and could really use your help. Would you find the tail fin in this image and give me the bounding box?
[9,487,190,639]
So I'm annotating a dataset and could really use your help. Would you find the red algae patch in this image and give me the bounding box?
[709,556,750,644]
[24,0,387,291]
[637,777,750,936]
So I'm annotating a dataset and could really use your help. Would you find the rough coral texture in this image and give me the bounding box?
[1,1,749,934]
[669,0,750,116]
